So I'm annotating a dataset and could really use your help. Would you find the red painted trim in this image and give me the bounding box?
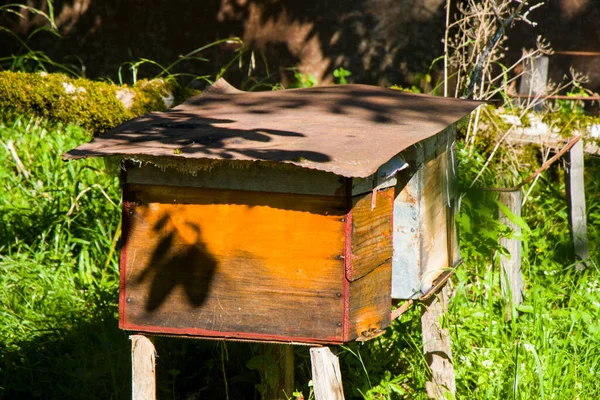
[342,178,354,342]
[342,273,351,342]
[121,322,345,345]
[118,181,134,330]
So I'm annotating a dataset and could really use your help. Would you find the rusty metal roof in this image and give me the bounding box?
[64,79,481,178]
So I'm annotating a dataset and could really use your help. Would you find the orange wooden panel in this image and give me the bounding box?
[121,184,347,343]
[346,187,394,281]
[346,261,392,341]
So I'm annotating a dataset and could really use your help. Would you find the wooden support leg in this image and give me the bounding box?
[499,190,524,316]
[280,345,295,398]
[260,344,294,400]
[566,139,589,269]
[310,347,345,400]
[130,335,156,400]
[421,284,455,399]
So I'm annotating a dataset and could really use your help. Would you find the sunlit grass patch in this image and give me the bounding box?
[1,114,599,399]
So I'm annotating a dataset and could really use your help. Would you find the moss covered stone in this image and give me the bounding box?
[0,71,198,136]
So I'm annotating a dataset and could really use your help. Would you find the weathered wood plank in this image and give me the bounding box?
[347,187,394,281]
[127,163,347,197]
[565,139,590,269]
[347,261,392,341]
[518,56,549,112]
[419,154,450,295]
[121,184,347,343]
[499,190,524,311]
[446,132,461,268]
[310,347,345,400]
[421,284,455,399]
[131,335,156,400]
[127,161,399,198]
[392,126,458,300]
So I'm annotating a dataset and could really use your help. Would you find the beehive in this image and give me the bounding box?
[65,80,479,345]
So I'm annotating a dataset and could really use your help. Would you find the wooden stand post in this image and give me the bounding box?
[280,345,295,398]
[310,347,345,400]
[131,335,156,400]
[260,344,295,400]
[421,284,455,399]
[565,139,589,269]
[499,190,524,313]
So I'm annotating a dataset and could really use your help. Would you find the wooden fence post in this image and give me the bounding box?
[131,335,156,400]
[310,347,345,400]
[421,284,455,399]
[565,139,589,269]
[518,56,549,112]
[499,190,524,312]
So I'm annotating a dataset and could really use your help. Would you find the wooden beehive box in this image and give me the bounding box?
[65,80,479,345]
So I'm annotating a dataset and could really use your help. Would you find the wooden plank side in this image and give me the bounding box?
[121,184,347,343]
[127,163,347,197]
[446,129,461,268]
[310,347,345,400]
[346,187,394,281]
[419,153,450,295]
[128,162,398,199]
[346,261,392,341]
[391,124,457,299]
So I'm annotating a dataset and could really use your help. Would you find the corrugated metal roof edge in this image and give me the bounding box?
[63,120,471,178]
[62,79,482,177]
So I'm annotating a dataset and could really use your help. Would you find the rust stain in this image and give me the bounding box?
[403,189,418,205]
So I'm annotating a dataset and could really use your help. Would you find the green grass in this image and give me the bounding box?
[0,117,127,398]
[1,115,599,399]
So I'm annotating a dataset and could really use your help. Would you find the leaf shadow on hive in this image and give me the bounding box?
[67,111,333,164]
[125,208,219,314]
